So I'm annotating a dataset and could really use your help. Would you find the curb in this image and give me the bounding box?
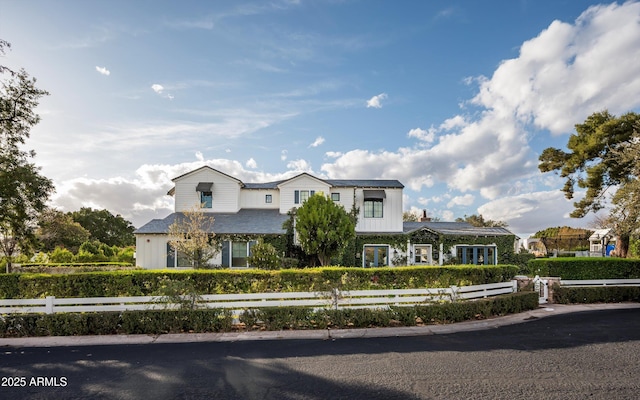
[2,303,639,348]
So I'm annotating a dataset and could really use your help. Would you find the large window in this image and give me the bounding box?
[364,199,383,218]
[294,190,315,204]
[456,246,496,265]
[166,243,192,268]
[221,240,257,268]
[364,245,388,267]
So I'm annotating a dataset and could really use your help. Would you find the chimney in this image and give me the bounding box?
[419,209,431,222]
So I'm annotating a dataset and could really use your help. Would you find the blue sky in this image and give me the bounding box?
[2,0,640,238]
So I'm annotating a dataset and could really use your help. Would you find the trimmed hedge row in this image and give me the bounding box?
[0,292,538,337]
[0,265,519,299]
[553,286,640,304]
[525,257,640,279]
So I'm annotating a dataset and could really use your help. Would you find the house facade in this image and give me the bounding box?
[134,166,517,269]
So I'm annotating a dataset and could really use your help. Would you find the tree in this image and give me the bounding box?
[539,111,640,257]
[0,40,54,272]
[167,206,217,269]
[247,238,281,269]
[294,194,356,266]
[36,208,90,253]
[455,214,508,227]
[69,207,135,247]
[403,211,420,222]
[531,226,592,255]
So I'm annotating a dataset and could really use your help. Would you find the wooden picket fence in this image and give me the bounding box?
[0,281,518,315]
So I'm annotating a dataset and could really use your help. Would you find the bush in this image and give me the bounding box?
[248,239,281,270]
[524,257,640,279]
[553,286,640,304]
[49,247,75,263]
[0,265,520,299]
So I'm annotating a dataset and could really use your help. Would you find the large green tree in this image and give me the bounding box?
[539,110,640,257]
[36,208,90,253]
[455,214,508,227]
[294,194,356,266]
[69,207,135,247]
[0,40,54,272]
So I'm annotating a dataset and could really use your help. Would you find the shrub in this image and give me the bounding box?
[524,257,640,279]
[49,247,75,263]
[248,239,281,270]
[0,265,520,299]
[553,286,640,304]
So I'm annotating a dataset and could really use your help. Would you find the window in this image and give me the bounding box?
[200,191,212,208]
[414,245,432,264]
[294,190,315,204]
[265,194,272,203]
[166,243,192,268]
[232,242,249,267]
[364,245,389,267]
[331,193,340,202]
[364,199,383,218]
[456,246,496,265]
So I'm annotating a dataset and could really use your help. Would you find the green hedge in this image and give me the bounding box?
[553,286,640,304]
[0,292,538,337]
[242,292,539,330]
[0,265,519,299]
[524,257,640,279]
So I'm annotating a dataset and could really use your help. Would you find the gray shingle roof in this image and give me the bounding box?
[241,179,404,190]
[403,221,514,236]
[134,209,288,235]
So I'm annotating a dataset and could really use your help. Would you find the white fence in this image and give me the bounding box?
[560,279,640,287]
[0,281,518,315]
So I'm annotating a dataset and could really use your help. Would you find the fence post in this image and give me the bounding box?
[45,296,55,314]
[511,280,518,293]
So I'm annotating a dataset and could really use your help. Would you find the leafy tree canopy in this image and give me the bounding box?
[0,40,54,271]
[539,110,639,217]
[455,214,508,227]
[37,208,90,253]
[539,110,640,257]
[295,194,356,266]
[69,207,135,247]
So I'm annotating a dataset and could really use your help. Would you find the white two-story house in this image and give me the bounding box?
[135,166,405,269]
[134,166,517,269]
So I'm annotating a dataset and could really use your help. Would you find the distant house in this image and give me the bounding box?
[589,228,616,257]
[134,166,518,269]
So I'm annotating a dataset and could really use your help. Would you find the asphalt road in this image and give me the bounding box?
[1,308,640,400]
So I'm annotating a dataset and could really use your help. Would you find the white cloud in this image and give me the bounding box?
[286,159,313,172]
[407,127,435,144]
[280,149,288,161]
[309,136,325,148]
[477,190,591,236]
[366,93,387,108]
[447,194,475,208]
[246,158,258,168]
[323,2,640,200]
[151,84,164,94]
[471,2,640,135]
[95,66,110,76]
[441,210,454,221]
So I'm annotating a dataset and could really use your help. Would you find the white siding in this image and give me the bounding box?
[355,188,403,233]
[135,234,168,269]
[330,188,356,212]
[278,175,331,213]
[174,169,241,213]
[240,189,280,210]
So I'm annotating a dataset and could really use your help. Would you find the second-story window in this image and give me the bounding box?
[331,193,340,202]
[364,199,383,218]
[201,191,213,208]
